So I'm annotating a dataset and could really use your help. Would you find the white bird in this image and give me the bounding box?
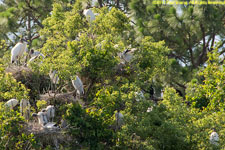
[5,99,18,109]
[71,75,84,99]
[32,111,48,126]
[45,105,55,122]
[115,111,124,129]
[210,130,219,146]
[120,48,136,63]
[28,54,45,65]
[83,9,96,22]
[30,49,45,58]
[49,70,59,85]
[25,47,29,53]
[20,99,30,121]
[11,39,27,64]
[28,55,39,63]
[135,91,145,102]
[160,89,164,99]
[44,122,58,129]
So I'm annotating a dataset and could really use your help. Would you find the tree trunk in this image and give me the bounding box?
[98,0,103,7]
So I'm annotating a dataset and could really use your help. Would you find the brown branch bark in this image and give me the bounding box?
[196,23,207,67]
[210,34,215,51]
[98,0,103,7]
[29,13,44,29]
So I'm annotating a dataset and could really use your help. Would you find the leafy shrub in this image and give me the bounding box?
[0,103,38,149]
[65,103,114,149]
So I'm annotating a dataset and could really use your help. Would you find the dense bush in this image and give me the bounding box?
[65,103,115,149]
[1,0,225,149]
[0,103,38,149]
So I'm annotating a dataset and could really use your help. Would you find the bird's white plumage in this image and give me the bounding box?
[28,56,38,63]
[210,131,219,145]
[83,9,96,22]
[30,51,40,57]
[5,99,18,109]
[44,122,57,129]
[20,99,30,120]
[45,105,55,122]
[71,75,84,95]
[119,48,136,63]
[49,70,59,84]
[37,111,48,126]
[30,51,45,58]
[115,112,124,128]
[11,42,27,63]
[160,90,164,98]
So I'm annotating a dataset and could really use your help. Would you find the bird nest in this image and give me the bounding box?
[39,92,85,107]
[26,122,73,149]
[39,92,76,103]
[27,122,60,134]
[5,66,32,79]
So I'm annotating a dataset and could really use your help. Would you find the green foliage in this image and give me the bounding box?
[39,2,132,98]
[132,36,170,82]
[0,103,38,149]
[65,103,114,149]
[0,40,10,66]
[1,0,225,149]
[0,66,29,101]
[129,0,225,94]
[36,100,47,111]
[116,88,189,150]
[186,50,225,110]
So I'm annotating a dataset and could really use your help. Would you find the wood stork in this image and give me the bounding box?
[5,99,18,109]
[44,122,58,129]
[120,48,136,63]
[115,110,124,130]
[71,75,84,99]
[83,9,96,22]
[160,89,164,99]
[30,49,45,58]
[28,53,45,65]
[28,55,39,63]
[49,70,59,85]
[20,99,30,121]
[11,38,27,64]
[49,70,59,93]
[32,111,48,126]
[45,105,55,122]
[210,129,219,146]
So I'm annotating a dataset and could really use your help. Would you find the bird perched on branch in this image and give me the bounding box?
[29,49,45,59]
[83,9,96,22]
[5,99,18,109]
[11,38,27,64]
[20,99,30,121]
[32,110,48,126]
[43,105,55,122]
[49,70,59,93]
[119,47,137,63]
[210,128,219,146]
[115,110,124,130]
[71,75,84,99]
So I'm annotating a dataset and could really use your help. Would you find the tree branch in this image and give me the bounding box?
[196,23,207,66]
[29,13,44,29]
[209,33,215,51]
